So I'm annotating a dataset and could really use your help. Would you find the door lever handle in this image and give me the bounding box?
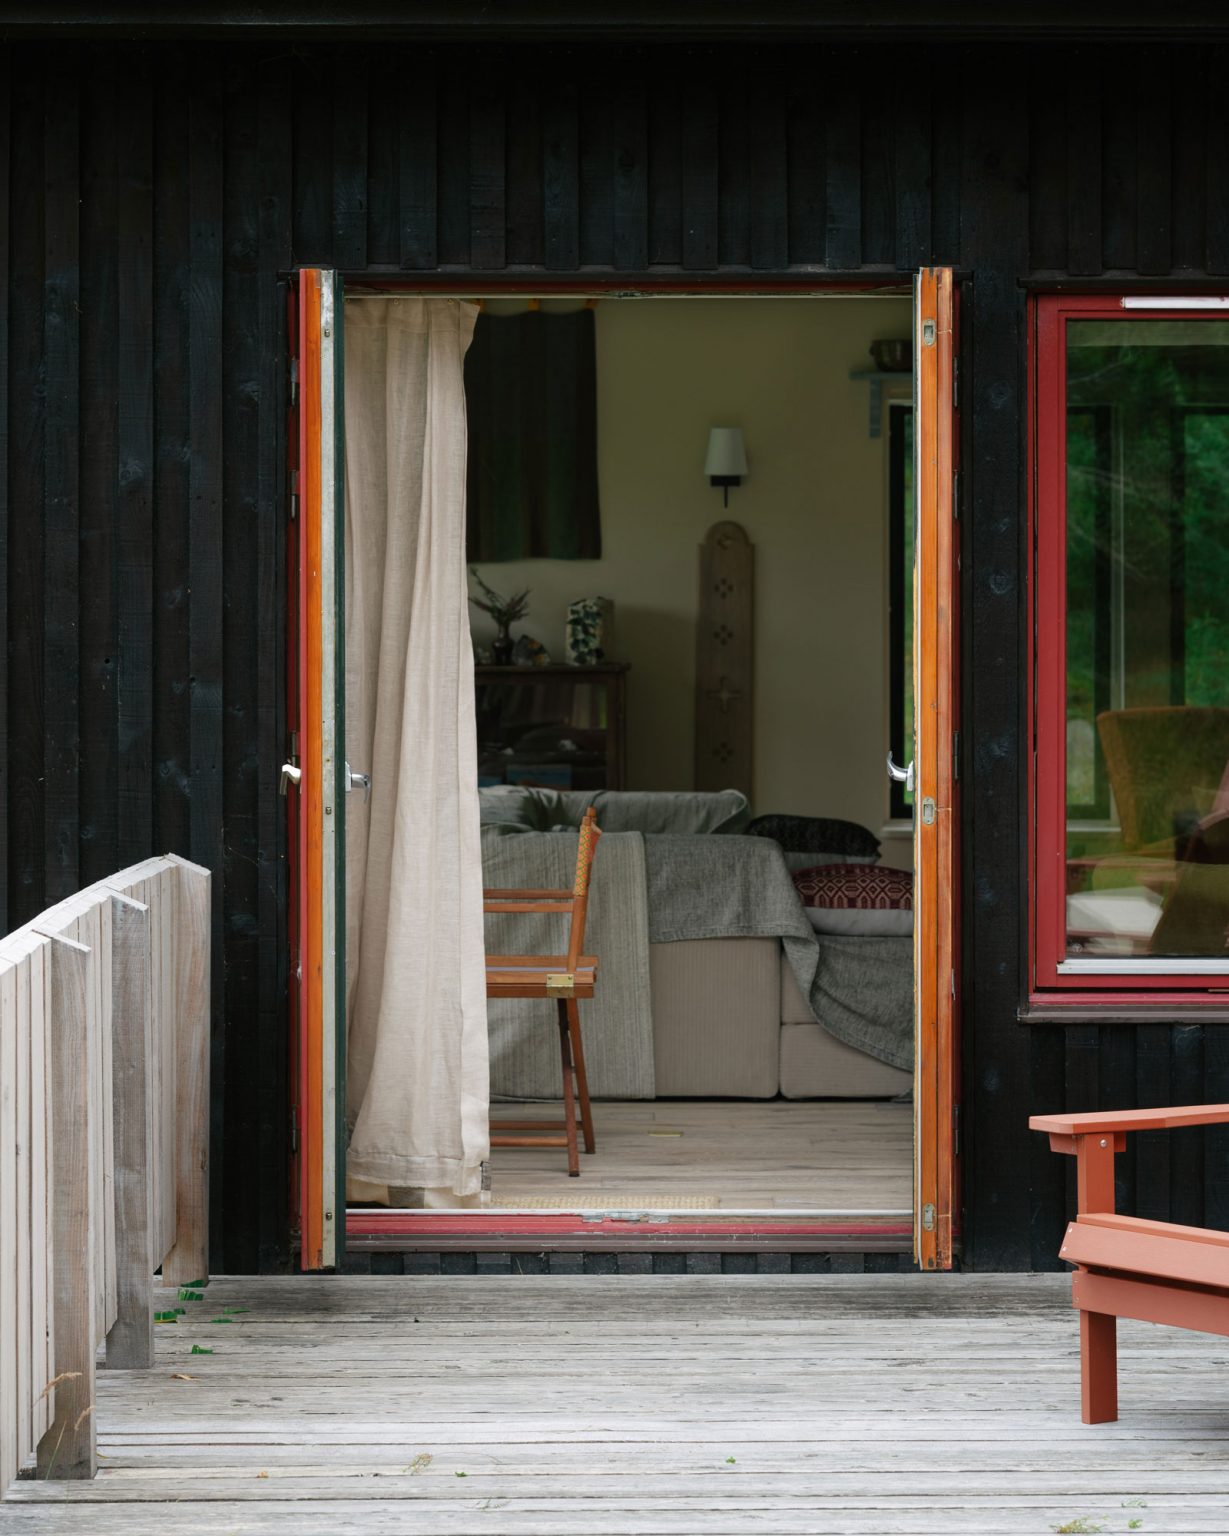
[345,763,372,803]
[886,752,915,793]
[280,762,302,795]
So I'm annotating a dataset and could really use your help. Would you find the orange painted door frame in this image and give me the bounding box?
[913,267,960,1271]
[286,268,343,1272]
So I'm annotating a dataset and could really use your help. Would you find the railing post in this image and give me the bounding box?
[103,894,154,1371]
[161,856,211,1289]
[36,935,97,1480]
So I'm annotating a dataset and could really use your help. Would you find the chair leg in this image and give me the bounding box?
[557,1006,580,1176]
[1079,1309,1118,1425]
[565,998,596,1154]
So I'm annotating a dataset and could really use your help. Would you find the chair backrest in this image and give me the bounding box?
[566,807,602,973]
[1097,707,1229,853]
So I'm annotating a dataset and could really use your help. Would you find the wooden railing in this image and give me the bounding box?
[0,855,210,1484]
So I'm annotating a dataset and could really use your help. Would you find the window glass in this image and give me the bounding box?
[1064,320,1229,959]
[888,403,914,819]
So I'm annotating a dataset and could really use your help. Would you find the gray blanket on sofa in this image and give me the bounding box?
[483,827,913,1098]
[644,835,913,1073]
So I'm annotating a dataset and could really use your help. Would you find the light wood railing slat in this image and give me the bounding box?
[0,854,211,1488]
[162,856,210,1289]
[103,894,154,1371]
[36,935,96,1481]
[1,958,19,1495]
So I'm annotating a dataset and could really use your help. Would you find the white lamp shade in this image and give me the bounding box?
[705,426,748,478]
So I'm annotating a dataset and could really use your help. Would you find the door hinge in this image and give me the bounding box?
[952,729,960,784]
[289,356,299,406]
[290,468,300,521]
[953,1104,961,1158]
[921,1202,936,1232]
[290,1105,298,1156]
[951,968,956,1001]
[952,468,961,520]
[952,356,960,412]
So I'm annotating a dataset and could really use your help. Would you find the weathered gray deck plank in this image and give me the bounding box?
[4,1274,1229,1533]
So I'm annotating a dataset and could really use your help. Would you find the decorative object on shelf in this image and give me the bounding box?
[869,338,912,372]
[565,597,614,666]
[704,427,748,508]
[694,521,754,798]
[511,633,551,667]
[468,566,530,665]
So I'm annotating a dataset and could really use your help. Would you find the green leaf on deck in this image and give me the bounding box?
[178,1289,205,1302]
[208,1317,236,1324]
[153,1312,178,1323]
[190,1345,214,1355]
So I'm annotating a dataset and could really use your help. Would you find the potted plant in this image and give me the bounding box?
[468,567,530,665]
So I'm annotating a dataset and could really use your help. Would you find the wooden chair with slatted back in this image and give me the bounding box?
[484,807,601,1176]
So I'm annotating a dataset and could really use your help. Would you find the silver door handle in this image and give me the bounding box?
[886,752,915,793]
[280,762,302,795]
[345,763,372,803]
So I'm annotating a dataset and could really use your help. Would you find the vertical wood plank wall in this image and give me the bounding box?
[3,37,1229,1270]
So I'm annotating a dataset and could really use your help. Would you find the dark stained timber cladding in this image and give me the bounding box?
[9,39,1229,1270]
[332,53,368,273]
[187,74,226,1263]
[152,51,191,866]
[958,47,1031,1272]
[79,60,119,887]
[6,52,41,925]
[116,57,155,868]
[0,49,8,935]
[469,72,507,271]
[222,66,264,1274]
[43,60,81,904]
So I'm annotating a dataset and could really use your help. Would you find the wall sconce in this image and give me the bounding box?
[705,427,747,508]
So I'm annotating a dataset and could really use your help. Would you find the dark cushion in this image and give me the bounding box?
[745,813,881,862]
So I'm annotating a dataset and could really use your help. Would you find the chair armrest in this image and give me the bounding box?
[1030,1104,1229,1137]
[483,887,571,899]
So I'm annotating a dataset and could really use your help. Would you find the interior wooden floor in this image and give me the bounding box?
[488,1098,912,1211]
[7,1274,1229,1533]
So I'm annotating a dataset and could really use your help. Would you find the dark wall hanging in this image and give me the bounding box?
[464,307,602,563]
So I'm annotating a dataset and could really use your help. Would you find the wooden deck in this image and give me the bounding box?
[4,1273,1229,1532]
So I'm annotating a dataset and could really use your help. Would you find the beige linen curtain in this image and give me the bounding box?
[343,296,489,1204]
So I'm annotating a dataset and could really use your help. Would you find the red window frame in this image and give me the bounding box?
[1031,292,1229,1001]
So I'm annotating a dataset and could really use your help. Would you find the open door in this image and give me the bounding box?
[912,268,959,1270]
[285,268,345,1272]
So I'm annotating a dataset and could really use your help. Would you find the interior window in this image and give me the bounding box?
[888,401,914,821]
[1035,299,1229,987]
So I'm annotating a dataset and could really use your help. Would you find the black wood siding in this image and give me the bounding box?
[4,37,1229,1271]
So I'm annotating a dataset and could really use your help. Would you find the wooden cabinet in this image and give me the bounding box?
[475,664,628,791]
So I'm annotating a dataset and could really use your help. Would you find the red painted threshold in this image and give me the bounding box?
[345,1213,914,1253]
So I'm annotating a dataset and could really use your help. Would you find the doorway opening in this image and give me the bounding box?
[287,275,958,1268]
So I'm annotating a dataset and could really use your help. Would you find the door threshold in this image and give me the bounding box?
[345,1211,914,1253]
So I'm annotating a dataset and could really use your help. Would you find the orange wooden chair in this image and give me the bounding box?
[1031,1103,1229,1423]
[484,807,601,1177]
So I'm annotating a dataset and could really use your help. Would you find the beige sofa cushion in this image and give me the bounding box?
[650,939,780,1098]
[778,953,913,1098]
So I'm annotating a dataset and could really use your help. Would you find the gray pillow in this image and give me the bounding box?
[479,786,750,837]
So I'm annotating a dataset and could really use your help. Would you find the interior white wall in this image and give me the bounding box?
[467,295,914,868]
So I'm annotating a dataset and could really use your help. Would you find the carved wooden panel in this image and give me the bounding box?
[694,521,754,797]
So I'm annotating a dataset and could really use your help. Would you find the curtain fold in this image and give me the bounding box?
[343,296,490,1203]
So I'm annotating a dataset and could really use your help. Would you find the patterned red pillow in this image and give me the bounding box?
[792,863,913,936]
[794,864,913,909]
